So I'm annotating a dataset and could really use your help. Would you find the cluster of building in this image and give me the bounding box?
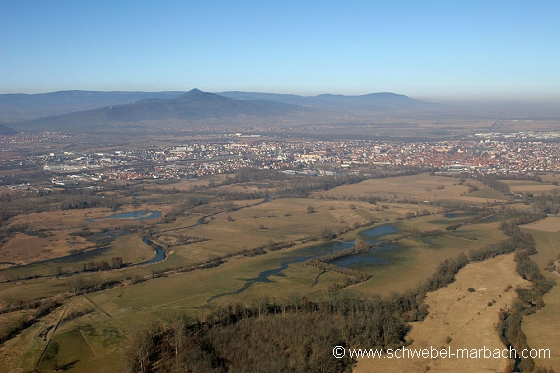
[0,132,69,144]
[3,131,560,188]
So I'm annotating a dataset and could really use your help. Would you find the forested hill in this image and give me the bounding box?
[0,90,186,122]
[0,123,17,135]
[7,89,312,132]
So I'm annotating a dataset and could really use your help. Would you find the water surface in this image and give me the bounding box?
[87,210,162,223]
[207,224,403,301]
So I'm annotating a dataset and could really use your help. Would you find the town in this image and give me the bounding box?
[2,130,559,190]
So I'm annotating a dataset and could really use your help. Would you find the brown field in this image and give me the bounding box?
[0,205,169,267]
[0,231,92,265]
[141,174,230,191]
[354,254,531,373]
[6,208,107,231]
[0,253,346,372]
[314,173,508,203]
[521,216,560,232]
[1,209,109,265]
[537,173,560,183]
[107,234,155,264]
[503,179,560,195]
[0,187,15,195]
[346,220,509,298]
[209,181,274,194]
[165,198,392,264]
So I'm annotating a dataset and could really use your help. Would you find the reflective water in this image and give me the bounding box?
[207,224,402,301]
[87,210,162,223]
[140,236,166,265]
[104,210,162,220]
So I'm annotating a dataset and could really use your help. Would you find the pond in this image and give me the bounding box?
[88,229,126,245]
[327,225,404,271]
[105,210,162,220]
[207,224,403,302]
[475,214,505,224]
[330,243,404,271]
[87,210,162,223]
[357,224,399,240]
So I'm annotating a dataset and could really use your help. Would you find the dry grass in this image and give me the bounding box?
[537,173,560,183]
[503,179,560,194]
[354,254,531,373]
[346,220,509,297]
[314,173,508,203]
[521,217,560,233]
[142,174,229,191]
[8,208,109,230]
[0,231,91,265]
[166,198,379,264]
[0,173,543,372]
[1,205,168,266]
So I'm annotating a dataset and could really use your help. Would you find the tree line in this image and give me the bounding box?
[496,250,556,373]
[0,187,122,222]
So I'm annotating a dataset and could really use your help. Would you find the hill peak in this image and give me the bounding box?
[175,89,227,102]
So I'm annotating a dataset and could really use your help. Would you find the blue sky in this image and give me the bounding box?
[1,0,559,101]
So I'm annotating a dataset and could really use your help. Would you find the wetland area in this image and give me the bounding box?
[208,224,403,302]
[1,171,558,373]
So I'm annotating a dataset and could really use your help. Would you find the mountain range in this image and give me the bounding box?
[218,91,434,110]
[0,90,185,122]
[2,89,441,133]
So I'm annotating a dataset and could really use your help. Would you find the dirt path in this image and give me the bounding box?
[83,294,128,337]
[354,254,531,373]
[33,300,70,371]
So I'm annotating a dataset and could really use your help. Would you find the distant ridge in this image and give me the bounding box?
[0,90,186,122]
[315,92,429,107]
[7,89,311,132]
[2,89,437,124]
[0,123,17,135]
[218,91,435,110]
[2,89,465,133]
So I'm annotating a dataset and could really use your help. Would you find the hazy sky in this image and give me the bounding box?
[1,0,559,101]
